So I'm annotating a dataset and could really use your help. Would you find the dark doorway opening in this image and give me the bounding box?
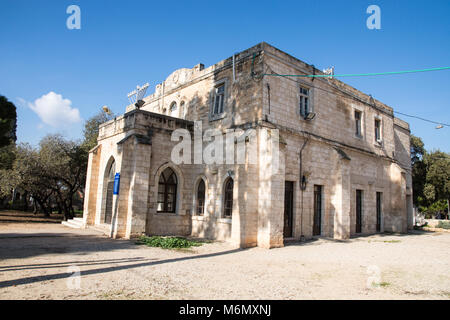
[376,192,382,232]
[104,161,116,224]
[356,189,363,233]
[284,181,294,238]
[313,185,322,236]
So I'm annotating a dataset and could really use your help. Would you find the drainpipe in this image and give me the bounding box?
[299,137,309,241]
[232,53,236,82]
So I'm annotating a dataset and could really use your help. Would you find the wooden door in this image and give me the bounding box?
[313,185,322,236]
[356,190,362,233]
[376,192,382,232]
[284,181,294,238]
[104,181,114,224]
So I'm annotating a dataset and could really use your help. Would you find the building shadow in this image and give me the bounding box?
[0,248,244,289]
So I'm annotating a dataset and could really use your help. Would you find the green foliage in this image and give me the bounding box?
[135,235,203,249]
[82,110,115,151]
[0,134,88,218]
[411,135,450,213]
[0,96,17,172]
[423,184,436,201]
[419,199,448,219]
[410,135,425,165]
[0,144,16,170]
[424,151,450,201]
[411,135,427,205]
[0,95,17,148]
[436,221,450,230]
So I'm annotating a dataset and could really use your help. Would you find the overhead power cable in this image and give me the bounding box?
[263,66,450,78]
[393,111,450,127]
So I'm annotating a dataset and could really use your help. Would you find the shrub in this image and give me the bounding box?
[135,235,203,249]
[436,221,450,230]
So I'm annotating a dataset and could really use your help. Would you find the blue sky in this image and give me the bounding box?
[0,0,449,151]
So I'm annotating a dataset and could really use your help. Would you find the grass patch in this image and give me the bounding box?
[135,235,203,249]
[379,281,391,287]
[436,221,450,229]
[368,239,401,243]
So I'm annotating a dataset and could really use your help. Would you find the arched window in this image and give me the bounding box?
[196,179,206,215]
[169,102,178,117]
[223,178,234,218]
[105,160,115,224]
[180,101,185,118]
[157,168,177,213]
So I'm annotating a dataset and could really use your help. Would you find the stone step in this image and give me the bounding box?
[73,217,83,222]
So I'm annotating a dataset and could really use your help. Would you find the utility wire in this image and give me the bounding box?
[393,111,450,127]
[263,66,450,78]
[257,60,449,127]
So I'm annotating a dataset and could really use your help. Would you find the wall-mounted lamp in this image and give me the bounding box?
[102,105,112,115]
[300,175,307,190]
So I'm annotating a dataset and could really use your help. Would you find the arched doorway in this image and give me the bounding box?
[104,160,115,224]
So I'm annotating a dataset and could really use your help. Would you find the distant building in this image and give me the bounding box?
[81,43,413,248]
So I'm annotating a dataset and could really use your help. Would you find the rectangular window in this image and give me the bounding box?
[299,86,310,117]
[355,110,362,137]
[212,84,225,115]
[374,119,381,142]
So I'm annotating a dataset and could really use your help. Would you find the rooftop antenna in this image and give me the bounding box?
[127,82,149,109]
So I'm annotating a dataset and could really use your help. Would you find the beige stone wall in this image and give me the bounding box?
[127,44,264,132]
[260,42,411,240]
[83,42,412,248]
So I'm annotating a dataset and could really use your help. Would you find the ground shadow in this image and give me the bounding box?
[0,247,244,289]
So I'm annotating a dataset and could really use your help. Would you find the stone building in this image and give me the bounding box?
[81,42,413,248]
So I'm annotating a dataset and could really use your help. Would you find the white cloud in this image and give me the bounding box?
[25,92,82,127]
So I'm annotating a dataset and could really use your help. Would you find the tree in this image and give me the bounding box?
[425,150,450,218]
[39,134,88,220]
[0,96,17,171]
[410,135,450,219]
[0,143,53,214]
[82,110,114,151]
[410,135,426,206]
[0,95,17,148]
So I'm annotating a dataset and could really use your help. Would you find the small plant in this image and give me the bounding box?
[383,240,401,243]
[135,235,203,249]
[436,221,450,230]
[379,281,390,287]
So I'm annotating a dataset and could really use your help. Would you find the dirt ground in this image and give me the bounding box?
[0,219,449,300]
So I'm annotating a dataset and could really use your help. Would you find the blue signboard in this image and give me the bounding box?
[113,173,120,195]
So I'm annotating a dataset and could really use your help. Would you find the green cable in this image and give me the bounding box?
[263,66,450,78]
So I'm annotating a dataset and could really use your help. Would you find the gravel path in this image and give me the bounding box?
[0,222,449,300]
